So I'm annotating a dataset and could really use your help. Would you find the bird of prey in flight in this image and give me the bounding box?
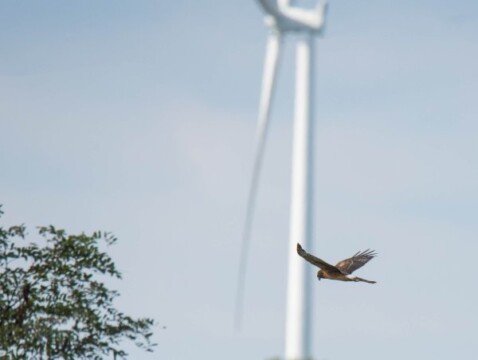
[297,243,377,284]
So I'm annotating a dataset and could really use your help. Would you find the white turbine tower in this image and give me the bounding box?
[235,0,328,359]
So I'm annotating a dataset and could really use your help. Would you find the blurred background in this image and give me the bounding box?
[1,0,477,359]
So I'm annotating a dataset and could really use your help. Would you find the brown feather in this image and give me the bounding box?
[335,249,377,275]
[296,244,342,274]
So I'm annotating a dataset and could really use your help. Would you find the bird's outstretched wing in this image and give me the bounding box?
[296,243,341,274]
[335,249,377,275]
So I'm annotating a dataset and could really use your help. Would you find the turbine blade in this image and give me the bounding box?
[235,31,283,331]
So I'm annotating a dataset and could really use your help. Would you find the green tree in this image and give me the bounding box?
[0,207,156,359]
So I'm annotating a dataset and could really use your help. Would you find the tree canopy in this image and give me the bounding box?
[0,207,156,359]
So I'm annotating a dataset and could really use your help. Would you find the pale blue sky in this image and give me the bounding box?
[1,1,478,359]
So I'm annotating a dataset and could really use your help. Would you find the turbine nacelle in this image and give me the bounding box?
[257,0,328,33]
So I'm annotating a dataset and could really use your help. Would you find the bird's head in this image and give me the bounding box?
[317,270,324,281]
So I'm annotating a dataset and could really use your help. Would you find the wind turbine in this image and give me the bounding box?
[235,0,328,359]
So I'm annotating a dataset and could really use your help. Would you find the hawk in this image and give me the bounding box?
[297,243,377,284]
